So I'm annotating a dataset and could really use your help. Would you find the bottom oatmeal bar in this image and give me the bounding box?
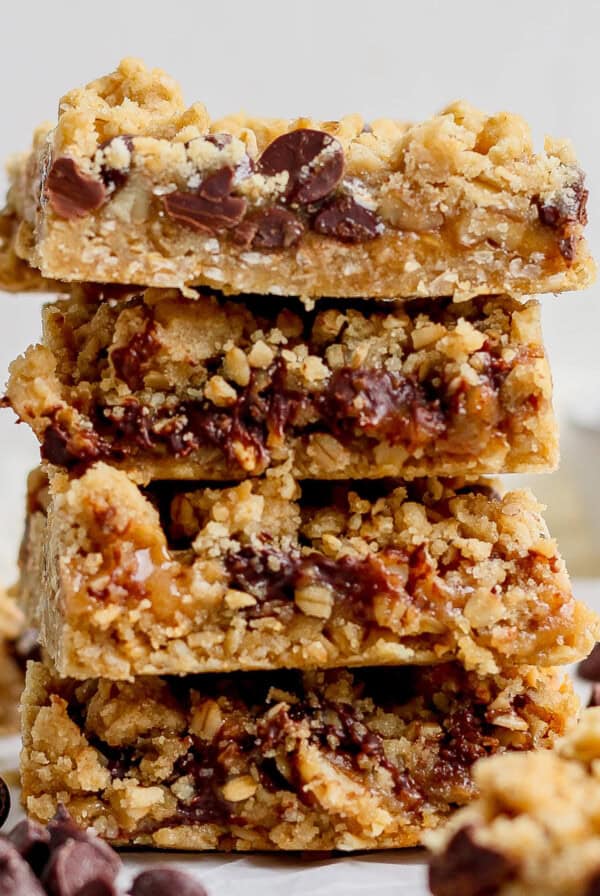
[21,661,577,851]
[427,708,600,896]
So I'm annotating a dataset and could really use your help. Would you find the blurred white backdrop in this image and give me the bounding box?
[0,0,598,580]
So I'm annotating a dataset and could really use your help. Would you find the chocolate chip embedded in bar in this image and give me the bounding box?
[20,661,577,851]
[426,708,600,896]
[6,290,559,481]
[16,463,598,680]
[0,58,594,296]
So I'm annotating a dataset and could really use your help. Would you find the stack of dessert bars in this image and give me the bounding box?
[0,59,597,851]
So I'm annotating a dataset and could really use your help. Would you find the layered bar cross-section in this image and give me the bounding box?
[0,59,594,298]
[17,464,598,679]
[21,661,578,850]
[6,289,558,481]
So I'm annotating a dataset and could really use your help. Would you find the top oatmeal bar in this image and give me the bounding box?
[0,58,594,298]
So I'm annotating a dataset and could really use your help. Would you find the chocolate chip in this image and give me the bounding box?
[129,868,208,896]
[312,195,380,242]
[163,166,247,232]
[41,421,101,468]
[428,825,517,896]
[46,157,106,219]
[0,777,10,829]
[586,870,600,896]
[588,685,600,707]
[46,807,120,879]
[6,818,50,875]
[258,128,344,204]
[234,207,305,249]
[579,643,600,680]
[42,840,119,896]
[0,839,46,896]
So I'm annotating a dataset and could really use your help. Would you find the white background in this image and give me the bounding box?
[1,0,599,579]
[0,3,598,892]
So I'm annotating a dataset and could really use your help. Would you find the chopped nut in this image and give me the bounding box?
[222,775,257,802]
[223,346,251,387]
[190,699,223,741]
[247,340,275,368]
[224,589,258,610]
[295,584,334,619]
[204,375,238,407]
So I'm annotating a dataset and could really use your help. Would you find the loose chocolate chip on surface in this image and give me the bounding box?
[163,166,247,232]
[237,207,305,249]
[429,825,517,896]
[313,195,380,242]
[258,128,344,204]
[46,157,107,219]
[43,840,119,896]
[0,776,9,829]
[129,868,208,896]
[0,838,46,896]
[579,643,600,680]
[46,807,120,878]
[6,818,50,874]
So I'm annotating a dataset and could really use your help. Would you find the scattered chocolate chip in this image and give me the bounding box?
[312,195,380,242]
[42,839,119,896]
[579,643,600,681]
[234,207,305,249]
[0,838,47,895]
[0,776,10,828]
[258,128,344,204]
[46,807,120,879]
[129,868,208,896]
[586,870,600,896]
[163,166,247,232]
[588,685,600,707]
[46,157,106,220]
[428,825,517,896]
[6,818,50,875]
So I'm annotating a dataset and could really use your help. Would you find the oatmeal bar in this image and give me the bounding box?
[1,58,594,299]
[21,660,577,850]
[0,588,31,733]
[5,289,558,481]
[17,463,597,680]
[427,707,600,896]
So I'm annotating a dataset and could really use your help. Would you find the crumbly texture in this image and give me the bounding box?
[0,588,26,733]
[17,463,597,680]
[427,708,600,896]
[1,58,594,299]
[20,660,578,851]
[5,289,558,481]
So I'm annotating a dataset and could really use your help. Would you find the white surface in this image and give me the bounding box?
[1,580,598,895]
